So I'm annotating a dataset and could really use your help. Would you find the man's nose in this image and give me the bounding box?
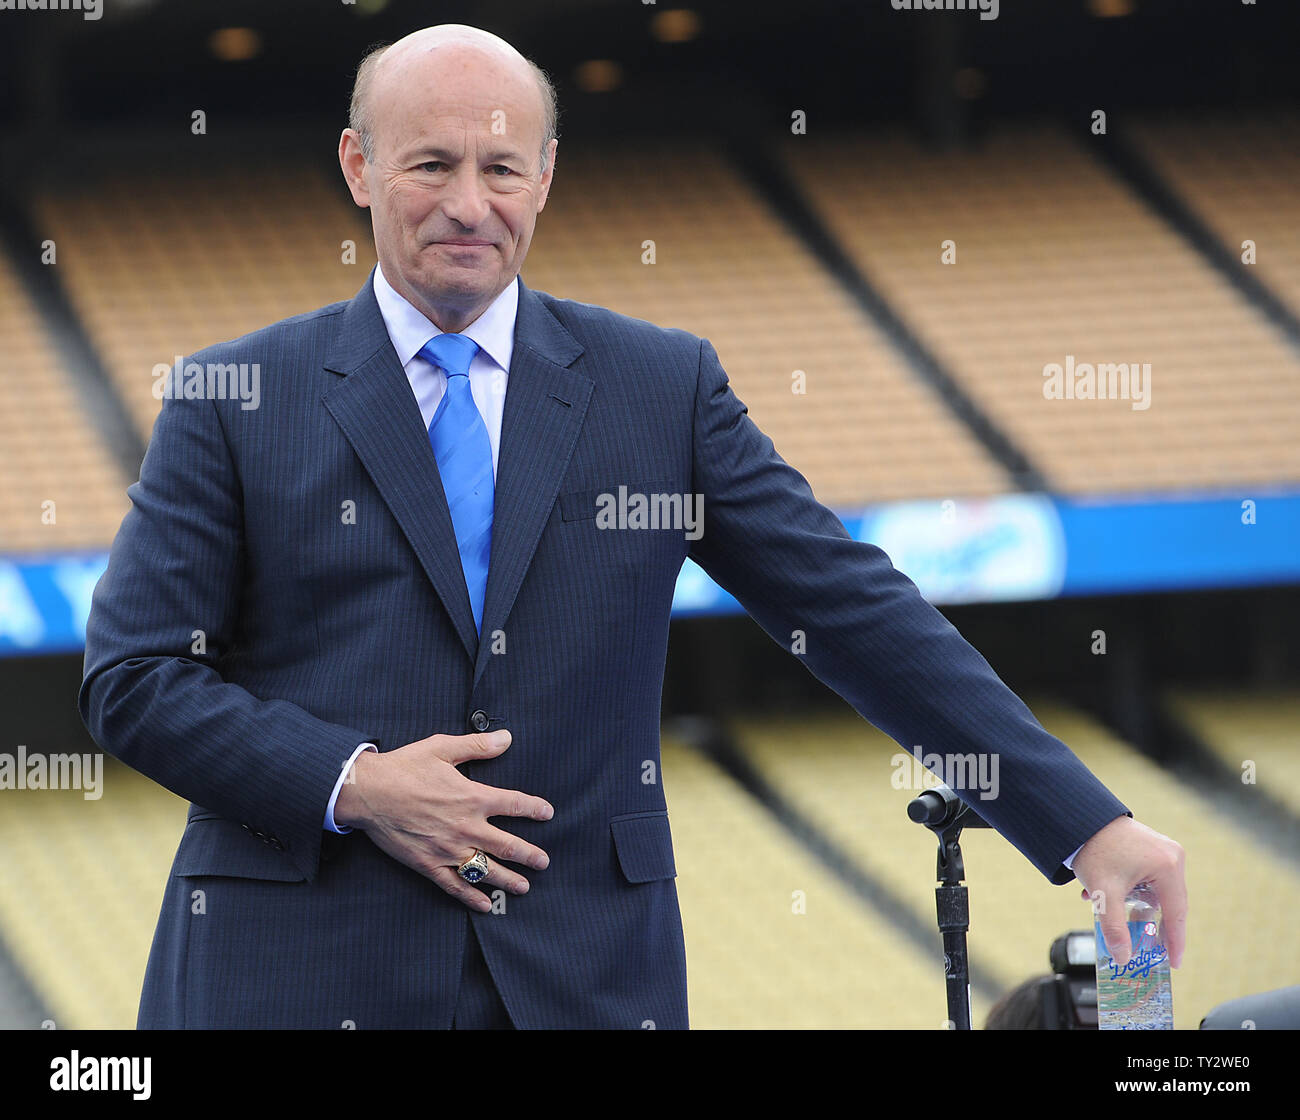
[440,167,492,228]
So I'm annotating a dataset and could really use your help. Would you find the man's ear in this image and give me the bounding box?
[338,129,372,208]
[536,139,558,212]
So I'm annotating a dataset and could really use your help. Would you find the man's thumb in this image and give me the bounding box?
[436,728,512,764]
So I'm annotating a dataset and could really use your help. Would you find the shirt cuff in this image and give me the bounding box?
[324,742,378,834]
[1062,842,1085,871]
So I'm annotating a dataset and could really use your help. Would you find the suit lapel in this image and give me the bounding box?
[321,275,480,661]
[320,272,591,675]
[474,280,591,686]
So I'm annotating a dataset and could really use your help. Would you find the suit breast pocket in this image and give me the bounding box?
[559,480,680,524]
[557,479,693,585]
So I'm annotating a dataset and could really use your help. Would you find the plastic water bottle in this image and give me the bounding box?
[1095,883,1174,1029]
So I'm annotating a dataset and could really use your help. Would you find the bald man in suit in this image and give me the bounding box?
[80,24,1187,1028]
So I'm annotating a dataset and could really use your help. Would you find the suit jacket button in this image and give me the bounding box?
[469,710,490,732]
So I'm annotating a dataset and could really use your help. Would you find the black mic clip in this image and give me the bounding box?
[907,783,988,885]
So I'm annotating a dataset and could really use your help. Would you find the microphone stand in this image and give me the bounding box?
[907,783,990,1030]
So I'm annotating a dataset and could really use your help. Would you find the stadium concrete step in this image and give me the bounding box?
[1132,112,1300,324]
[781,124,1300,496]
[0,250,131,551]
[1167,688,1300,822]
[660,735,946,1028]
[0,756,187,1029]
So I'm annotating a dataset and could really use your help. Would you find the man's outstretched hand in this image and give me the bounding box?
[1073,815,1187,970]
[333,730,553,911]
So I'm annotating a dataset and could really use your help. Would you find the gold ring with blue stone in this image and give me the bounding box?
[457,849,490,884]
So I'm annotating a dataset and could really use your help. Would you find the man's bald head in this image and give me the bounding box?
[349,25,558,172]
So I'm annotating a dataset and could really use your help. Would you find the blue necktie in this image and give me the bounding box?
[420,333,493,634]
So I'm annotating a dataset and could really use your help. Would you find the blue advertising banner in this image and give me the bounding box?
[2,490,1297,652]
[672,489,1299,616]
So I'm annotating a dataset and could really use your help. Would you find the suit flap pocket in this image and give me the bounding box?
[172,816,307,882]
[610,811,676,883]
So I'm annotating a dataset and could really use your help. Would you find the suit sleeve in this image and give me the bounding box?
[79,383,375,881]
[685,337,1128,884]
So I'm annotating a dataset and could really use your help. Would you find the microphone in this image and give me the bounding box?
[906,782,991,829]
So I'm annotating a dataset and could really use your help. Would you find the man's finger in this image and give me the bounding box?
[481,784,554,822]
[429,865,493,912]
[477,823,550,871]
[1151,857,1189,969]
[432,729,512,765]
[481,859,531,896]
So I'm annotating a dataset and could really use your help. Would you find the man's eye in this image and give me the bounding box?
[488,165,514,176]
[421,162,444,173]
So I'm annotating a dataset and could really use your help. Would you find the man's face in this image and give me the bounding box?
[342,44,555,326]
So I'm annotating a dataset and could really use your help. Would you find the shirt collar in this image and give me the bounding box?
[372,263,518,373]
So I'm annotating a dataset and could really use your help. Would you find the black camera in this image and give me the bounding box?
[984,930,1097,1029]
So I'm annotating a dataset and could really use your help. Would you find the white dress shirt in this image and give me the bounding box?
[324,266,520,833]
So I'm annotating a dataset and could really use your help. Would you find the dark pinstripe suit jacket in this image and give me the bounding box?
[79,272,1128,1029]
